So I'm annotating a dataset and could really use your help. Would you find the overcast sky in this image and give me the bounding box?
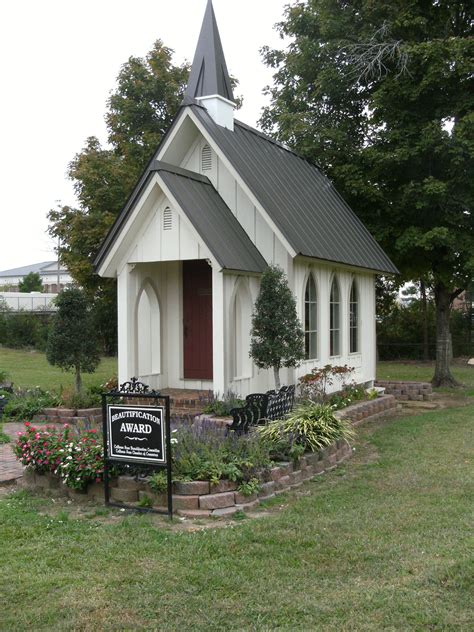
[0,0,290,272]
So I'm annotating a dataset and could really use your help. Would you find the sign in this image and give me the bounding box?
[107,404,166,465]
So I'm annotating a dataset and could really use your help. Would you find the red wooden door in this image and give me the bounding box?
[183,260,213,380]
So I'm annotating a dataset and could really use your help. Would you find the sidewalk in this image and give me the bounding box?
[0,422,25,485]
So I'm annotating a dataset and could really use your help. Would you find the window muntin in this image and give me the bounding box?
[304,274,317,359]
[349,281,359,353]
[330,277,340,356]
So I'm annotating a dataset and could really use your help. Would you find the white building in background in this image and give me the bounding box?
[0,261,72,293]
[94,0,398,397]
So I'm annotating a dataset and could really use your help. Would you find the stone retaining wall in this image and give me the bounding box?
[336,394,398,426]
[375,381,433,401]
[17,439,353,518]
[32,407,102,431]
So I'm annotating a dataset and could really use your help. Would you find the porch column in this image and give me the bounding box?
[117,264,138,384]
[212,265,226,395]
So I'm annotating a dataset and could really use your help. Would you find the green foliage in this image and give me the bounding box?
[237,478,261,497]
[18,272,43,293]
[172,423,272,486]
[137,495,153,508]
[149,470,168,494]
[261,0,474,384]
[202,391,245,416]
[0,312,53,350]
[257,402,354,454]
[48,41,189,353]
[14,423,103,490]
[3,388,62,421]
[250,265,305,387]
[0,424,10,444]
[0,369,10,383]
[46,289,100,394]
[377,299,473,360]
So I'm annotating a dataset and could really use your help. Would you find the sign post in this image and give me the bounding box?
[101,378,172,519]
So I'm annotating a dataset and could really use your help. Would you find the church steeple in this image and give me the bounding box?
[184,0,235,130]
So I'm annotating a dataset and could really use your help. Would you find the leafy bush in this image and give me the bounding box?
[202,391,244,416]
[257,402,354,454]
[0,312,53,350]
[60,387,101,410]
[328,383,367,410]
[299,364,355,402]
[0,424,10,444]
[149,470,168,493]
[172,422,272,485]
[0,369,10,383]
[3,388,62,421]
[14,422,104,490]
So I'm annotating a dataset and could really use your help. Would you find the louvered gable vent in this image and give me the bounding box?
[201,144,212,172]
[163,206,173,230]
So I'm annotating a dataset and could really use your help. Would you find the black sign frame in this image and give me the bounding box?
[101,378,172,519]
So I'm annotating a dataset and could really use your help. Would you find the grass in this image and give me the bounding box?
[0,348,117,392]
[1,404,473,630]
[0,423,9,443]
[377,360,474,396]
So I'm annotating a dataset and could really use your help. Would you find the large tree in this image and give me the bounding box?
[19,272,43,293]
[261,0,474,386]
[48,41,189,353]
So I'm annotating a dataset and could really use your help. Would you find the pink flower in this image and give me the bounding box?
[24,422,31,427]
[35,433,40,440]
[63,424,69,429]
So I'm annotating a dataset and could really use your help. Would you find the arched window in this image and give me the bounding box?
[201,144,212,172]
[330,277,340,356]
[349,280,359,353]
[163,206,173,231]
[304,274,317,359]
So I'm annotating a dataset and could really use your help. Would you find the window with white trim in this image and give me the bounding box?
[304,274,317,359]
[349,280,359,353]
[330,277,340,356]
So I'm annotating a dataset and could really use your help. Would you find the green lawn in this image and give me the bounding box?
[0,348,117,392]
[1,403,473,630]
[377,360,474,396]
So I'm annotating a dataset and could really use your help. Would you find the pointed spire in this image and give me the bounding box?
[184,0,234,103]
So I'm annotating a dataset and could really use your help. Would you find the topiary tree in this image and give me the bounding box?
[250,265,305,390]
[19,272,43,293]
[46,289,100,394]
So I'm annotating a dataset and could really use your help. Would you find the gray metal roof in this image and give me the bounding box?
[184,0,234,103]
[0,261,58,277]
[156,163,266,273]
[95,160,266,274]
[192,106,399,274]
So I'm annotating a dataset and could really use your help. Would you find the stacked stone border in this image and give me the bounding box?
[375,380,433,401]
[17,394,399,517]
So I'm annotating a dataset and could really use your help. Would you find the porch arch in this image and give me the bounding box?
[135,278,161,377]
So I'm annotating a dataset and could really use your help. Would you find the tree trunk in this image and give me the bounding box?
[75,365,82,395]
[420,278,429,362]
[273,366,281,391]
[432,283,459,387]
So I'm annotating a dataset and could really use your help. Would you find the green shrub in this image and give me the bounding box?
[0,424,10,444]
[149,470,168,493]
[172,422,272,486]
[0,312,53,350]
[3,388,62,421]
[257,402,354,454]
[202,391,244,416]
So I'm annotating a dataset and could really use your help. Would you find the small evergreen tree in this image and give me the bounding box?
[46,289,100,394]
[19,272,43,293]
[250,265,305,389]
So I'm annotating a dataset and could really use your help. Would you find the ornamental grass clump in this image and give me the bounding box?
[257,401,354,454]
[14,422,104,490]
